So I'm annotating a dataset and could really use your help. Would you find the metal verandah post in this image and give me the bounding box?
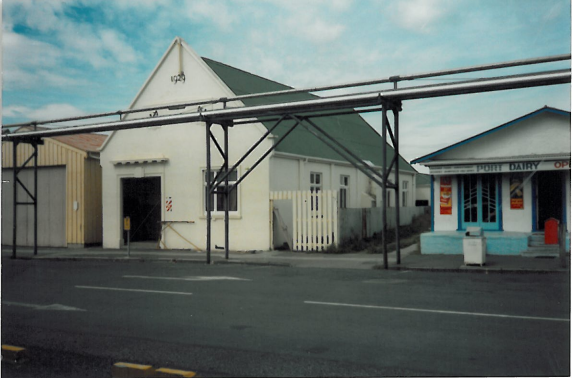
[206,122,212,264]
[381,106,388,269]
[394,106,400,265]
[224,123,230,260]
[33,140,38,256]
[12,141,18,259]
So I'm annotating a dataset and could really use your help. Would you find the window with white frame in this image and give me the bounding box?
[310,172,322,193]
[310,172,322,211]
[402,180,408,207]
[340,175,349,209]
[204,169,238,212]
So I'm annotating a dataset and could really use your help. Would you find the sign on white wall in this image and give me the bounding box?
[430,160,570,175]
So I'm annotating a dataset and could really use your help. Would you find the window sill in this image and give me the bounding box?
[199,214,242,220]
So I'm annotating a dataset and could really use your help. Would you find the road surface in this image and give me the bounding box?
[2,258,569,376]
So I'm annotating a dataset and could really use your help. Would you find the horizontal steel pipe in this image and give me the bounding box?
[3,70,570,141]
[3,54,569,130]
[228,53,572,102]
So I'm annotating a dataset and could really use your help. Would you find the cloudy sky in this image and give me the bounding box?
[2,0,570,172]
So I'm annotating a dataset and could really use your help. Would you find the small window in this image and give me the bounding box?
[340,175,349,209]
[310,172,322,193]
[310,172,322,211]
[204,168,238,212]
[402,180,408,207]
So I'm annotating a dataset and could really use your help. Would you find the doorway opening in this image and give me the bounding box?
[122,177,161,244]
[536,171,562,231]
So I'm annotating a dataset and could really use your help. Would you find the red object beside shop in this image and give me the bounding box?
[545,218,559,245]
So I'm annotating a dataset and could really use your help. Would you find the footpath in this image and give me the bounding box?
[2,243,569,273]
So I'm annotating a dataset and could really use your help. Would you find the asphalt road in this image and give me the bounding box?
[1,258,570,377]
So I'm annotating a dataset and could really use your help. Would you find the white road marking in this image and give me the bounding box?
[123,275,251,281]
[304,301,570,322]
[76,286,193,295]
[3,301,86,311]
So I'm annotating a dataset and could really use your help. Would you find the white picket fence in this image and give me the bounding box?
[270,190,338,251]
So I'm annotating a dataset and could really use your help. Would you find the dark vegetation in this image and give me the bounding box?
[324,212,431,254]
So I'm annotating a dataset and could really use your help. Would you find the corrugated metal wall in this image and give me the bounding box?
[84,157,103,244]
[2,167,67,247]
[2,139,103,246]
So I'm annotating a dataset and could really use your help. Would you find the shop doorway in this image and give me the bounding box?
[536,171,562,231]
[122,177,161,243]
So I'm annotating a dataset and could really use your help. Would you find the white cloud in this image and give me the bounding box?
[390,0,449,33]
[99,29,138,64]
[184,1,237,31]
[4,103,86,122]
[7,0,71,33]
[278,3,347,44]
[3,30,62,68]
[284,16,346,44]
[262,0,353,13]
[1,30,91,89]
[4,1,140,70]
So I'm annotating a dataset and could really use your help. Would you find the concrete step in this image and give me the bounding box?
[529,240,558,247]
[529,234,545,243]
[522,245,560,258]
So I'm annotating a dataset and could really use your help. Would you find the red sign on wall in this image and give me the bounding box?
[440,176,452,215]
[510,174,524,209]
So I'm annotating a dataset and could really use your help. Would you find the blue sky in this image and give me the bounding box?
[2,0,571,171]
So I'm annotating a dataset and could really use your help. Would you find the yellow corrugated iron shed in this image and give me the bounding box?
[2,132,107,247]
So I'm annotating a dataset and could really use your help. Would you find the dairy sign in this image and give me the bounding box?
[429,160,571,175]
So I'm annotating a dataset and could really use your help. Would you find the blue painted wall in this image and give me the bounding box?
[420,231,540,255]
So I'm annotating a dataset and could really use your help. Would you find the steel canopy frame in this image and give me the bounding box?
[4,53,569,130]
[4,69,569,141]
[3,55,570,267]
[9,135,43,258]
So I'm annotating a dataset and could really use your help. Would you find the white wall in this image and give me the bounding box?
[416,187,431,202]
[567,170,571,232]
[270,153,415,209]
[269,153,415,247]
[433,112,570,161]
[100,38,272,251]
[101,123,272,251]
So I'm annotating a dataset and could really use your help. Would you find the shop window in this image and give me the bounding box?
[340,175,349,209]
[462,174,499,230]
[204,169,238,212]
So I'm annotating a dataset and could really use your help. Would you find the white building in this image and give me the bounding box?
[100,37,417,251]
[412,106,571,255]
[415,173,431,206]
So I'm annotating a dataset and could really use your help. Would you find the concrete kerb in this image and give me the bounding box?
[385,265,570,274]
[3,246,569,274]
[4,254,293,267]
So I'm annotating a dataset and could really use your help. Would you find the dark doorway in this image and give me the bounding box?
[536,171,562,230]
[122,177,161,243]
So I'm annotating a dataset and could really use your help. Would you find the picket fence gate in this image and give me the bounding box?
[270,190,338,251]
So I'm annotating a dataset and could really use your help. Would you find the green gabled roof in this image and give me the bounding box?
[416,173,431,186]
[203,57,416,173]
